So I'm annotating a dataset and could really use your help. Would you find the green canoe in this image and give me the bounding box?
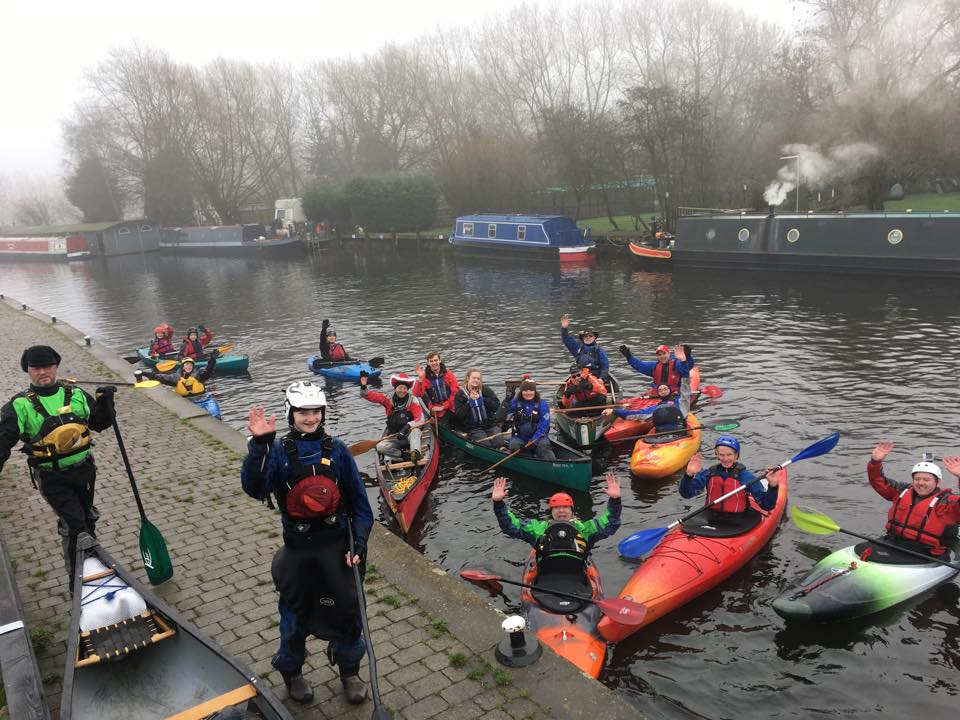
[439,426,593,492]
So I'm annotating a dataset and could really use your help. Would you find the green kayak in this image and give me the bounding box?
[136,347,249,373]
[439,426,593,492]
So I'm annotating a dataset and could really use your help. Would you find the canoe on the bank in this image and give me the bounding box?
[135,347,250,373]
[599,470,788,642]
[439,426,593,492]
[61,543,293,720]
[520,549,606,678]
[551,375,621,447]
[375,421,441,534]
[0,534,50,720]
[628,413,702,478]
[307,355,382,382]
[772,541,959,623]
[189,392,222,419]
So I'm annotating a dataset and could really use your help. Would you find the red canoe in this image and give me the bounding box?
[599,470,788,642]
[374,422,440,534]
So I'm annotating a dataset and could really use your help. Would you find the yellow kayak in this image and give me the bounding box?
[629,413,702,478]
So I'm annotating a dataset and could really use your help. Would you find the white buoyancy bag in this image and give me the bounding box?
[79,556,148,631]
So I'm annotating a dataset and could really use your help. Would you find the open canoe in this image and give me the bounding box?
[306,355,382,382]
[0,533,51,720]
[375,422,441,534]
[598,470,787,642]
[520,550,606,678]
[439,426,592,492]
[61,543,293,720]
[772,541,959,623]
[551,374,621,447]
[628,413,702,478]
[136,347,250,373]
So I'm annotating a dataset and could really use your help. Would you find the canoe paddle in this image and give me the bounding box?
[112,415,173,585]
[460,569,648,625]
[618,431,840,559]
[345,516,392,720]
[64,377,161,389]
[790,506,960,571]
[348,430,404,456]
[485,443,530,473]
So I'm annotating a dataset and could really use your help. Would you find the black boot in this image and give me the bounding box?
[342,674,368,705]
[282,672,314,703]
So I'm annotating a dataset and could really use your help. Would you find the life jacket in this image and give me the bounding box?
[424,365,452,405]
[464,391,490,426]
[19,385,92,470]
[886,488,959,553]
[651,404,685,431]
[512,400,542,440]
[150,338,174,355]
[274,436,342,530]
[561,373,606,407]
[535,521,588,562]
[328,343,347,361]
[181,338,204,358]
[705,463,749,513]
[652,359,682,392]
[574,343,602,375]
[175,374,206,397]
[385,394,415,434]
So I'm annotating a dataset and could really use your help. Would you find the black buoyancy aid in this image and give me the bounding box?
[576,343,601,372]
[21,385,91,469]
[651,404,684,431]
[386,395,415,434]
[887,488,959,551]
[425,366,451,404]
[536,521,588,561]
[181,338,204,357]
[275,436,342,533]
[705,463,749,513]
[512,401,541,439]
[653,359,682,391]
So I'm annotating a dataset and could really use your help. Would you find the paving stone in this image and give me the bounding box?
[399,693,450,720]
[406,670,452,700]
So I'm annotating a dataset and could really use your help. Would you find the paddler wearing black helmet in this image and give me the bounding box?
[0,345,117,585]
[560,313,609,380]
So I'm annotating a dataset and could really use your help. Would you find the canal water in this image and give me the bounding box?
[2,245,960,719]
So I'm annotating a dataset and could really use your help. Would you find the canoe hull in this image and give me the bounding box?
[376,422,441,534]
[136,347,249,373]
[307,355,382,382]
[628,413,702,478]
[599,471,788,642]
[772,544,959,622]
[553,375,621,447]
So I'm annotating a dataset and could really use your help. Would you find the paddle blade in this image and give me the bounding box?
[368,356,385,368]
[216,342,236,354]
[789,432,840,464]
[460,569,504,595]
[708,418,740,432]
[348,439,381,456]
[371,707,394,720]
[700,385,723,398]
[123,355,141,364]
[139,518,173,584]
[790,506,840,536]
[596,597,648,626]
[617,526,670,559]
[134,379,160,389]
[155,359,178,372]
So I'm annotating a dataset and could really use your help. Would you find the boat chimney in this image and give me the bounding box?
[767,205,776,218]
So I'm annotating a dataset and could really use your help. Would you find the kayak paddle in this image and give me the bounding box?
[154,343,236,372]
[461,569,648,626]
[610,418,741,444]
[312,356,385,370]
[112,415,173,584]
[790,506,960,571]
[618,431,840,559]
[65,377,161,389]
[699,385,723,398]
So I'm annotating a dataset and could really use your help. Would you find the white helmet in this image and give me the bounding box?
[911,461,942,482]
[284,381,327,425]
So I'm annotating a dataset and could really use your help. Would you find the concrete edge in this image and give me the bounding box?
[0,292,642,720]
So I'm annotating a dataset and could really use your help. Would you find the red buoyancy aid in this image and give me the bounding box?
[561,373,607,407]
[886,488,959,553]
[705,464,749,513]
[652,359,682,392]
[181,338,205,358]
[150,337,175,355]
[277,436,341,522]
[328,343,348,361]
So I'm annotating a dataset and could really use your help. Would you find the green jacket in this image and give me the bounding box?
[493,497,622,551]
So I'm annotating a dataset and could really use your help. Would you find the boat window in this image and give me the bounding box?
[786,228,800,243]
[463,223,473,237]
[737,228,750,242]
[887,229,903,245]
[518,225,526,241]
[118,227,131,235]
[488,224,497,238]
[140,224,152,232]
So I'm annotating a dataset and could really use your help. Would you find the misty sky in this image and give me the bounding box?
[0,0,796,180]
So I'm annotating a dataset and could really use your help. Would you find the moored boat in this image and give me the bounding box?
[627,239,672,268]
[307,355,382,382]
[160,224,304,256]
[0,235,90,262]
[136,347,250,373]
[551,374,621,447]
[449,214,595,261]
[61,543,293,720]
[598,470,788,642]
[628,413,702,478]
[439,426,593,492]
[772,541,959,623]
[519,549,606,678]
[375,421,441,534]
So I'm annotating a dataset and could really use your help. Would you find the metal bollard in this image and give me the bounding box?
[494,615,541,668]
[83,336,91,347]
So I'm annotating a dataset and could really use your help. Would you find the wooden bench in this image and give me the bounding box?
[379,458,428,471]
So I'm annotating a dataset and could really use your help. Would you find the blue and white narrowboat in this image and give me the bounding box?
[449,214,594,261]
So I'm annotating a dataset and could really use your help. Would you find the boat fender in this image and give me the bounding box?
[78,557,147,631]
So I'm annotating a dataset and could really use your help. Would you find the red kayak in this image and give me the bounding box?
[599,470,788,642]
[604,395,659,443]
[374,422,440,534]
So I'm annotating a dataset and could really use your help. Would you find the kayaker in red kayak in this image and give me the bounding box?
[604,383,685,423]
[560,314,609,380]
[618,342,690,394]
[360,371,426,461]
[491,475,622,562]
[179,325,213,359]
[867,441,960,557]
[320,319,351,361]
[148,324,176,356]
[560,363,607,416]
[413,352,459,429]
[680,437,779,523]
[452,368,502,446]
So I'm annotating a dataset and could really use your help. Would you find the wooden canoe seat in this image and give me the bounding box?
[165,683,258,720]
[379,458,427,471]
[75,610,176,668]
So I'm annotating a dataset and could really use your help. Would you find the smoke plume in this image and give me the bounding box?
[764,143,880,207]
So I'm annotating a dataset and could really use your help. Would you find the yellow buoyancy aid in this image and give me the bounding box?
[18,385,92,468]
[175,375,206,397]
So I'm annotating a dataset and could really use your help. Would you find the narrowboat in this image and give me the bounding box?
[449,214,594,261]
[160,225,303,255]
[0,235,89,262]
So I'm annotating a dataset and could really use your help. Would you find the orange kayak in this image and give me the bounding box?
[628,413,702,478]
[599,470,788,642]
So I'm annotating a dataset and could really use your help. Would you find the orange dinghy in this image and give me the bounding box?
[599,470,788,642]
[628,413,702,478]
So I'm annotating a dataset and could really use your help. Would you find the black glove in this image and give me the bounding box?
[198,325,208,334]
[401,423,413,437]
[359,370,369,379]
[322,319,330,328]
[352,535,368,562]
[619,344,632,359]
[564,386,576,397]
[96,385,117,398]
[578,378,591,392]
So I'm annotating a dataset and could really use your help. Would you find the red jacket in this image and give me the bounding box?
[362,389,425,422]
[560,373,607,408]
[180,329,213,359]
[413,368,459,416]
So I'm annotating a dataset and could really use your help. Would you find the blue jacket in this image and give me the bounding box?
[561,327,609,379]
[612,396,681,420]
[679,464,778,512]
[241,430,373,554]
[502,397,551,443]
[625,354,690,386]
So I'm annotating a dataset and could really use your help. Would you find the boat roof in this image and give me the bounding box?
[455,214,573,224]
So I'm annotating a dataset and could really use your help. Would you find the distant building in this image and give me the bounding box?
[0,220,161,255]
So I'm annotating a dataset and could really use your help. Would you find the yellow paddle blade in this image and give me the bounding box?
[216,342,236,354]
[790,505,840,536]
[134,379,160,388]
[155,360,179,372]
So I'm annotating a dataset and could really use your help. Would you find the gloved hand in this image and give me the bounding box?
[578,378,591,392]
[619,344,632,359]
[209,349,220,359]
[96,386,117,405]
[401,422,414,437]
[198,325,208,334]
[322,319,330,328]
[563,386,576,397]
[352,535,367,563]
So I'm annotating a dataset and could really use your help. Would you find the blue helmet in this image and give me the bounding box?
[715,436,741,454]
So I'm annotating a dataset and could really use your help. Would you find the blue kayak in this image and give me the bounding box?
[306,355,382,382]
[190,393,222,419]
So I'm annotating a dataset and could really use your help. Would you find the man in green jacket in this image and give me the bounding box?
[0,346,116,584]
